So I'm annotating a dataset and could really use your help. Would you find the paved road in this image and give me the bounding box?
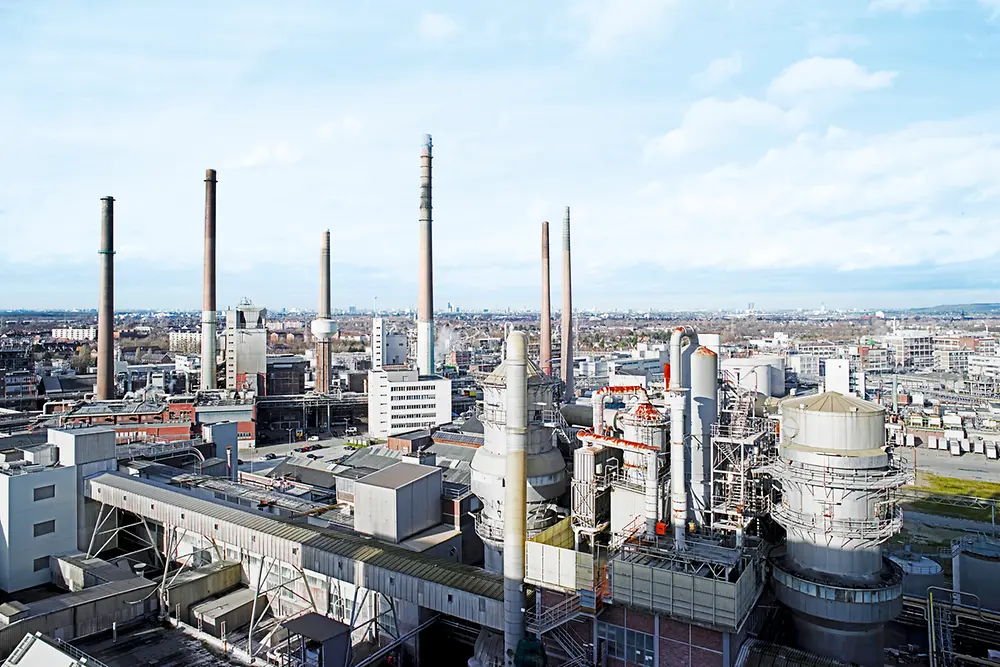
[905,510,998,534]
[910,446,1000,483]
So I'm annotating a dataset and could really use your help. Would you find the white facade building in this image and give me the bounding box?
[934,348,971,374]
[168,331,202,352]
[51,327,96,341]
[224,303,267,393]
[368,318,451,438]
[884,330,934,369]
[788,353,821,377]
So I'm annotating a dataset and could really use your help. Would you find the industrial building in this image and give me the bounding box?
[223,301,268,394]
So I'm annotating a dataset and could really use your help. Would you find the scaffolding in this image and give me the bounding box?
[710,374,777,540]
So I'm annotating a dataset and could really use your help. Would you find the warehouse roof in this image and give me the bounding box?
[87,472,503,601]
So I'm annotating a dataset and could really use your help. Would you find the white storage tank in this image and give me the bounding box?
[953,536,1000,612]
[888,551,944,598]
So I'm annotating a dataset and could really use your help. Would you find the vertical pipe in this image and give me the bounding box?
[417,134,435,376]
[503,331,528,664]
[540,221,552,375]
[689,347,718,527]
[96,196,115,401]
[644,450,659,536]
[201,169,218,391]
[669,390,687,548]
[560,207,574,401]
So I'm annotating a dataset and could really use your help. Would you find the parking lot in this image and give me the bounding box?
[236,433,372,475]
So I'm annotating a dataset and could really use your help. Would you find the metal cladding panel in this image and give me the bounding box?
[785,404,885,452]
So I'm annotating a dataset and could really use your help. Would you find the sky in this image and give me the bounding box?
[3,0,1000,313]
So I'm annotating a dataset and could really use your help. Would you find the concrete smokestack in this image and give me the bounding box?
[539,221,552,375]
[96,196,115,401]
[503,331,528,664]
[312,230,335,394]
[417,134,435,376]
[201,169,218,391]
[560,206,574,401]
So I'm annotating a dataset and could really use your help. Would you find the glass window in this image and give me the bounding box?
[33,520,55,537]
[33,556,48,572]
[33,485,55,501]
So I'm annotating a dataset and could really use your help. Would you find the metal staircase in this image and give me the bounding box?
[527,594,583,635]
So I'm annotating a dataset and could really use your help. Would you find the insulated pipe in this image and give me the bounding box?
[669,390,687,548]
[560,207,574,401]
[540,221,552,375]
[644,449,660,536]
[312,230,335,394]
[592,386,650,436]
[669,326,699,392]
[201,169,218,391]
[503,331,528,664]
[689,347,719,526]
[417,134,435,377]
[96,196,115,401]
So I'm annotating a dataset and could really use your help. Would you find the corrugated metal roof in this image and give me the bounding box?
[87,472,504,600]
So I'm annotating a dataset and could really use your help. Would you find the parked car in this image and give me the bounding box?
[306,453,320,460]
[261,453,277,461]
[345,427,358,436]
[307,435,320,442]
[294,446,307,453]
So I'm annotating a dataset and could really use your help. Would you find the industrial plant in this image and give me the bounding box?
[2,133,1000,667]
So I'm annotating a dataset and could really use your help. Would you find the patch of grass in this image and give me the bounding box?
[911,472,1000,500]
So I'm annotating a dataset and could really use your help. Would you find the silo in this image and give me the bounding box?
[689,347,718,526]
[888,551,944,598]
[770,392,909,667]
[953,535,1000,612]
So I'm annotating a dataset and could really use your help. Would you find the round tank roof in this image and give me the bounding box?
[783,391,883,415]
[482,357,548,387]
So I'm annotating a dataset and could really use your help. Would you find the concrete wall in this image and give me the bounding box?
[0,465,78,592]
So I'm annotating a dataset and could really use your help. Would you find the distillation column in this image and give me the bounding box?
[95,196,115,401]
[201,169,218,391]
[689,346,718,526]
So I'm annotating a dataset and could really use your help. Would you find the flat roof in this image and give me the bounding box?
[282,612,350,642]
[356,462,440,490]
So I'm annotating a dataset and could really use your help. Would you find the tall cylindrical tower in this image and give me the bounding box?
[502,332,528,664]
[96,196,115,401]
[471,358,568,573]
[201,169,218,391]
[560,207,573,401]
[417,134,435,376]
[689,346,718,526]
[771,392,909,667]
[312,230,336,394]
[539,221,552,376]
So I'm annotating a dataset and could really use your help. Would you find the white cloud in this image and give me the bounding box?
[418,12,459,41]
[980,0,1000,18]
[633,120,1000,273]
[645,96,804,158]
[320,115,365,140]
[576,0,676,55]
[767,57,896,103]
[236,142,301,168]
[868,0,931,13]
[808,33,869,56]
[692,52,743,88]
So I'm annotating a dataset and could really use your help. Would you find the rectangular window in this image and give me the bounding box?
[33,485,55,501]
[33,520,55,537]
[33,556,49,572]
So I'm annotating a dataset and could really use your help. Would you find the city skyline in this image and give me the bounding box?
[3,1,1000,311]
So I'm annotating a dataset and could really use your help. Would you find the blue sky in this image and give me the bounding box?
[2,0,1000,312]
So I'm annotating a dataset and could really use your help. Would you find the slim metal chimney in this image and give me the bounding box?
[540,221,552,375]
[417,134,435,376]
[95,196,115,401]
[312,230,334,394]
[560,206,574,401]
[503,331,528,664]
[201,169,218,391]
